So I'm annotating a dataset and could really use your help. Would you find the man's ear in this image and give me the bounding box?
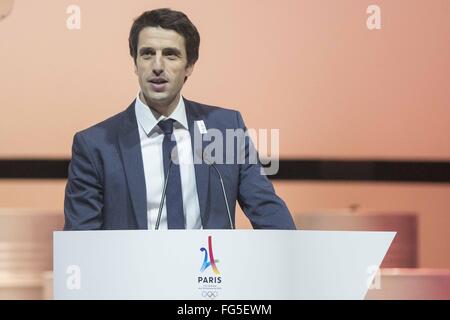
[134,62,138,75]
[185,63,195,78]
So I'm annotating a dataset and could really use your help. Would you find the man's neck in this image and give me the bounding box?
[140,92,181,117]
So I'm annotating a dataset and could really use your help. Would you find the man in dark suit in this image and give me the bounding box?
[64,8,296,230]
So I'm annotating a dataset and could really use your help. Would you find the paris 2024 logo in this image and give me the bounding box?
[198,236,222,299]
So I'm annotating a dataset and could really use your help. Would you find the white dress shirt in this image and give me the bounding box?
[135,93,202,230]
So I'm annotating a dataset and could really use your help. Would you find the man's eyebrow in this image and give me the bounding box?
[138,47,182,56]
[162,47,182,56]
[139,47,155,55]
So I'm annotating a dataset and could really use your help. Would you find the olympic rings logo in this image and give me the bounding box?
[202,290,219,299]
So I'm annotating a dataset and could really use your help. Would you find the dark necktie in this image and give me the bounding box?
[158,119,185,229]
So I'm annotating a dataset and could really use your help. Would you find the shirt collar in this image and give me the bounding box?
[134,92,189,136]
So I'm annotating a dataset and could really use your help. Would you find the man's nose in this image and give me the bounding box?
[152,54,164,76]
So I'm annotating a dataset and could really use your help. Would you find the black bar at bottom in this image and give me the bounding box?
[0,159,449,183]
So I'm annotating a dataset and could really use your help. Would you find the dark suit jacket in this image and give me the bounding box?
[64,98,296,230]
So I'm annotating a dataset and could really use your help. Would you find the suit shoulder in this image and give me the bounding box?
[80,110,126,134]
[186,98,238,112]
[73,101,134,145]
[185,98,240,119]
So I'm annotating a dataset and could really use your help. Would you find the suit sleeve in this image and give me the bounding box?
[64,132,104,230]
[235,111,297,230]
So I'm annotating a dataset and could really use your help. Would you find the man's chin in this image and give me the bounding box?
[142,91,167,101]
[141,91,176,107]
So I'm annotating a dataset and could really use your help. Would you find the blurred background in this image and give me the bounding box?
[0,0,449,299]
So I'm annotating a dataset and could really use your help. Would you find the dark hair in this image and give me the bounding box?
[129,8,200,67]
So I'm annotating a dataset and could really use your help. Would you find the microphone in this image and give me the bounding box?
[200,152,235,229]
[155,146,180,230]
[155,159,172,230]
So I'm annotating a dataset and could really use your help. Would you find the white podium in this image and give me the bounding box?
[53,230,395,300]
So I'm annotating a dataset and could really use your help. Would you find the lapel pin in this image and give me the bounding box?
[196,120,207,134]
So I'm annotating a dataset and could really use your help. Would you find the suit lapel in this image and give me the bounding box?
[185,98,210,227]
[117,101,148,229]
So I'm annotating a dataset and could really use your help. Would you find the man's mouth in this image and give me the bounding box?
[149,77,168,84]
[148,77,168,92]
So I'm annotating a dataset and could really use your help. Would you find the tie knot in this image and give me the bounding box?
[158,119,175,135]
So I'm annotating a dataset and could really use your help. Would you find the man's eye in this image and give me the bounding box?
[166,55,177,60]
[141,51,153,58]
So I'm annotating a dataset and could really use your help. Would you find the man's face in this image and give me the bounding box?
[134,26,194,109]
